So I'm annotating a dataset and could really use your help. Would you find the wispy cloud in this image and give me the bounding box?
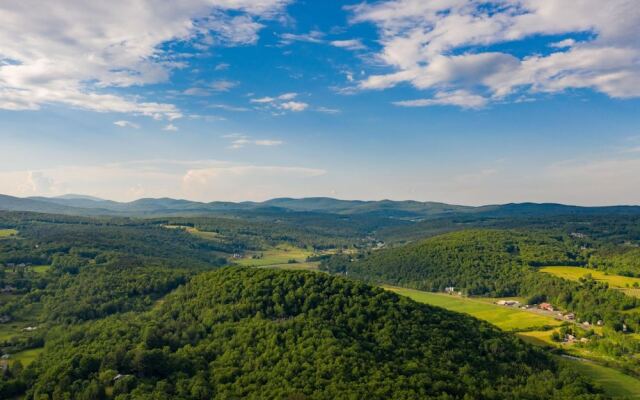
[163,123,178,132]
[279,31,325,45]
[114,120,140,129]
[208,104,249,112]
[316,106,341,114]
[223,134,284,149]
[330,39,366,50]
[280,101,308,112]
[394,90,488,109]
[250,92,309,113]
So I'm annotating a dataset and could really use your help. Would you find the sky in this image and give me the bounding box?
[1,0,640,205]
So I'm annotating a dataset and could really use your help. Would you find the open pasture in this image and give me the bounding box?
[384,286,562,331]
[540,266,640,297]
[235,245,313,267]
[0,228,18,238]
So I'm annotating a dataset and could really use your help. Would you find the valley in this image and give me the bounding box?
[2,200,640,398]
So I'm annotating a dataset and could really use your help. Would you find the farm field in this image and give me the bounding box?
[258,261,321,272]
[517,328,562,347]
[0,228,18,238]
[540,266,640,297]
[559,357,640,399]
[163,225,222,240]
[31,265,52,274]
[10,347,43,366]
[388,286,640,398]
[235,245,313,267]
[383,286,562,331]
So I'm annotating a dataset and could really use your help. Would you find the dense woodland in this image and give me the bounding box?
[11,269,604,399]
[1,204,640,398]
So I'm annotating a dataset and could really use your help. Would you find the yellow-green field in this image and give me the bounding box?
[541,266,640,297]
[559,357,640,398]
[9,348,43,366]
[387,285,640,398]
[164,225,222,240]
[258,261,321,272]
[31,265,52,274]
[235,245,313,267]
[384,286,562,331]
[517,328,562,347]
[0,228,18,238]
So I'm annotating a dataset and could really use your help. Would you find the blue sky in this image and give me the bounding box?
[1,0,639,205]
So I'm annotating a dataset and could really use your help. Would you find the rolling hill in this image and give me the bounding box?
[1,194,640,220]
[24,268,602,399]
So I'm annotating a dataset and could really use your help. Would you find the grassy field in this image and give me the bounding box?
[164,225,222,240]
[258,261,321,272]
[384,286,562,331]
[0,228,18,238]
[517,328,562,347]
[10,348,43,366]
[541,266,640,297]
[559,357,640,398]
[235,245,314,267]
[31,265,52,274]
[387,285,640,398]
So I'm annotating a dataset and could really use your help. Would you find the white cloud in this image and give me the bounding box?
[224,134,284,149]
[350,0,640,106]
[550,39,577,49]
[0,0,289,118]
[114,120,140,129]
[280,101,308,112]
[330,39,366,50]
[316,106,341,114]
[163,123,179,132]
[279,31,325,45]
[394,90,488,109]
[18,171,56,195]
[183,80,238,96]
[254,139,283,146]
[277,92,298,100]
[0,159,325,202]
[210,79,238,92]
[249,92,309,113]
[251,96,276,104]
[214,63,230,71]
[209,103,249,112]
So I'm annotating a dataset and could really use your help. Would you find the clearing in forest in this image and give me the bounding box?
[383,286,561,331]
[540,266,640,297]
[0,228,18,238]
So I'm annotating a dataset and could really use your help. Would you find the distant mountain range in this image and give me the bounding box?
[1,193,639,219]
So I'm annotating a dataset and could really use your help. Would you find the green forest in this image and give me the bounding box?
[1,204,640,398]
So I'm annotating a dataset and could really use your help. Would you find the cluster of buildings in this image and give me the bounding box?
[444,287,463,296]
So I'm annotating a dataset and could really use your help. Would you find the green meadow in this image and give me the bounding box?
[235,245,313,267]
[258,261,321,272]
[383,286,561,331]
[388,285,640,398]
[0,228,18,238]
[559,357,640,399]
[541,266,640,297]
[31,265,52,274]
[10,348,44,367]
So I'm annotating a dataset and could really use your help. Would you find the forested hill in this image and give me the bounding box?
[322,229,585,294]
[3,193,640,220]
[322,229,638,333]
[21,268,601,399]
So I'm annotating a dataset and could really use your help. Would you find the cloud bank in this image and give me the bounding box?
[0,0,289,118]
[350,0,640,107]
